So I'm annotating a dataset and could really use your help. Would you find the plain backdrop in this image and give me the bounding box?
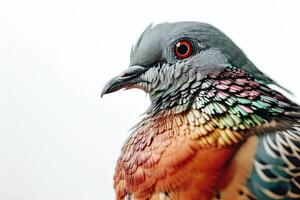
[0,0,300,199]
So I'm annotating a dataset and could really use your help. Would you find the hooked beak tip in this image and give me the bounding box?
[100,92,105,98]
[100,79,117,98]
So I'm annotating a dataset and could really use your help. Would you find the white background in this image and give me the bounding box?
[0,0,300,199]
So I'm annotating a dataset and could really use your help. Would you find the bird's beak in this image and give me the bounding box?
[101,65,147,97]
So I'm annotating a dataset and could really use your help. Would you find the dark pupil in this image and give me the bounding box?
[177,44,188,55]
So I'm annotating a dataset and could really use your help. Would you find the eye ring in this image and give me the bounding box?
[174,40,193,59]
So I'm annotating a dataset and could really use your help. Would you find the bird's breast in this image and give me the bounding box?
[113,111,246,200]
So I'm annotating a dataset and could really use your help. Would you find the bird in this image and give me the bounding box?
[101,22,300,200]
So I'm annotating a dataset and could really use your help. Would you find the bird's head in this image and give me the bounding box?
[102,22,274,111]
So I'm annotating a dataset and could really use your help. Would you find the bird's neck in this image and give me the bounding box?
[145,67,297,145]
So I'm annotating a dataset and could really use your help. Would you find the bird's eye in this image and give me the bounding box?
[174,40,193,59]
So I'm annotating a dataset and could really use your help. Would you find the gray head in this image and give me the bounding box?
[101,22,274,110]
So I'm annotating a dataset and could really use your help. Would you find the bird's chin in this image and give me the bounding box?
[131,82,151,93]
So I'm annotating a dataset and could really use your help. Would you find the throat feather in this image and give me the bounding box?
[149,67,298,138]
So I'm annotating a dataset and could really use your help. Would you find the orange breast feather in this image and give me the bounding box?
[114,111,242,200]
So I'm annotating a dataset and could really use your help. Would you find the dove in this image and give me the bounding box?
[102,22,300,200]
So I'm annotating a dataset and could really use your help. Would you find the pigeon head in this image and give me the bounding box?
[101,22,273,110]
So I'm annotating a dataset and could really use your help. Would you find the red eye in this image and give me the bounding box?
[174,40,193,59]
